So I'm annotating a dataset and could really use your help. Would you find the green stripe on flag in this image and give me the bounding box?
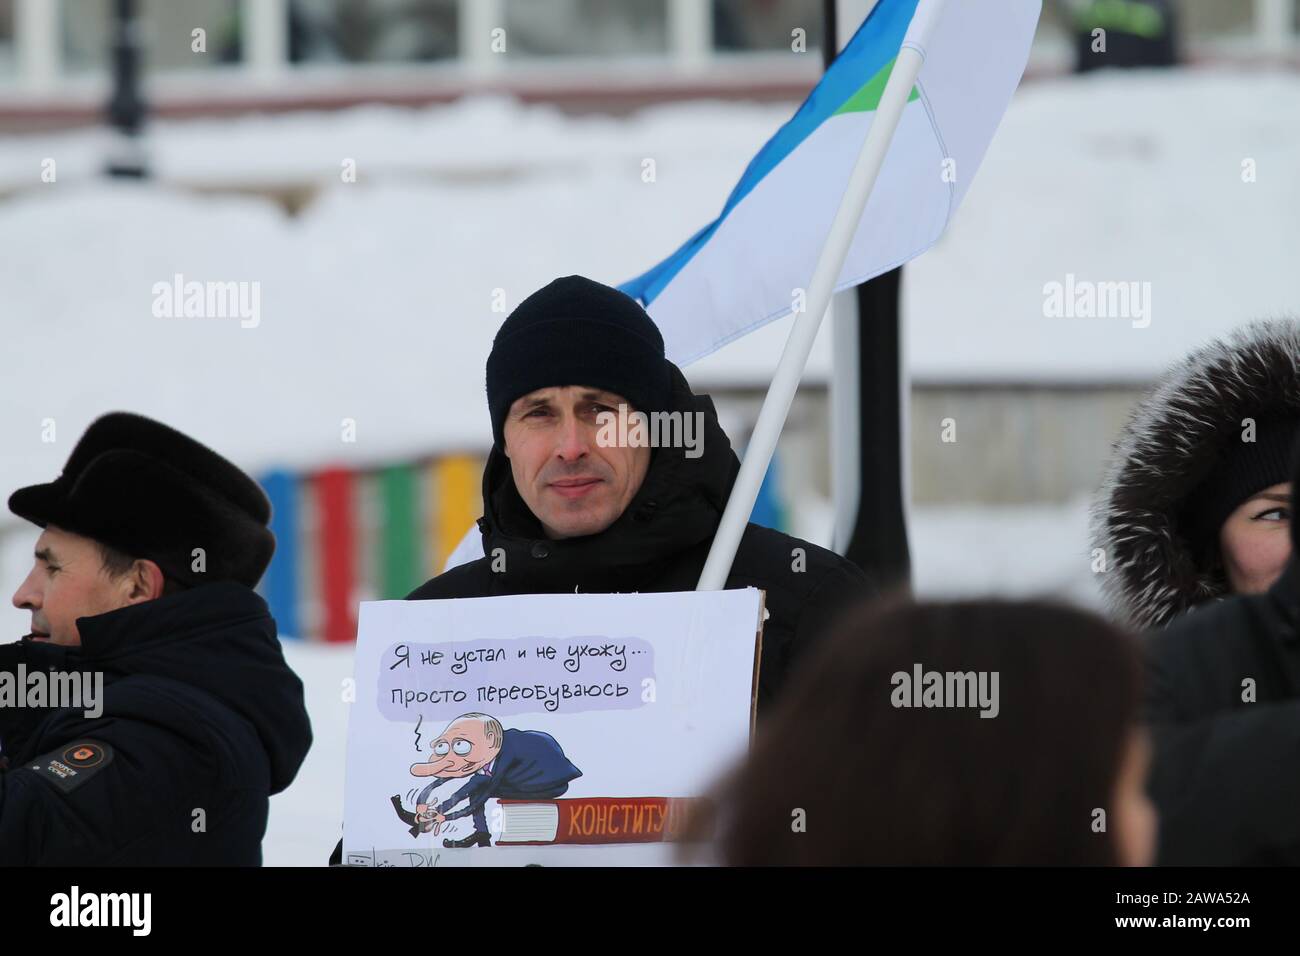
[834,56,920,116]
[379,464,421,599]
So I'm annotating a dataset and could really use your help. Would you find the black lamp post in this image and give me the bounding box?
[823,0,911,588]
[105,0,149,178]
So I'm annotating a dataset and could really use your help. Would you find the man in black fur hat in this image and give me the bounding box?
[0,412,312,864]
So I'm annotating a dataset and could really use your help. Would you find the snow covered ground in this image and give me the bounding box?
[266,641,354,867]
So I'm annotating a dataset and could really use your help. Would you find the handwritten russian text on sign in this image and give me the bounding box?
[343,589,764,866]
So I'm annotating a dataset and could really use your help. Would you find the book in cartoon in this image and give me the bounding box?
[390,712,582,848]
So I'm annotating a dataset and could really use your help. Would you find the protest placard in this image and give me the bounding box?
[341,588,764,866]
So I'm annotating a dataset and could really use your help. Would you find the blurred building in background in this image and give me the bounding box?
[0,0,1297,128]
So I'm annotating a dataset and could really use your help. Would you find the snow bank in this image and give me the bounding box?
[907,69,1300,384]
[2,72,1296,499]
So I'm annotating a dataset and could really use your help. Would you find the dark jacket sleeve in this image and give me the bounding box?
[0,705,212,866]
[0,640,75,760]
[1149,700,1300,865]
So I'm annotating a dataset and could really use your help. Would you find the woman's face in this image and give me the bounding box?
[1113,728,1158,867]
[1218,482,1292,594]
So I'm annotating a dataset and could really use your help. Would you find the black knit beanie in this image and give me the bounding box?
[486,276,671,448]
[1182,415,1299,551]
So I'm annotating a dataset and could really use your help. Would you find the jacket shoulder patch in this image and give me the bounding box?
[26,740,115,794]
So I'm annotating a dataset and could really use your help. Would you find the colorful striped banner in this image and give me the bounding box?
[316,468,357,644]
[431,455,481,574]
[378,464,421,599]
[259,469,300,639]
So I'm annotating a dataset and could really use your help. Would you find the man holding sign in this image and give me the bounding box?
[414,275,869,706]
[331,275,867,864]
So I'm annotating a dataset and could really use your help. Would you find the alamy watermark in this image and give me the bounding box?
[50,886,151,936]
[0,665,102,718]
[596,404,705,459]
[890,664,999,718]
[1043,273,1151,329]
[152,273,261,329]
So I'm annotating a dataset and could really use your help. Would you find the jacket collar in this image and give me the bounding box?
[1268,556,1300,644]
[74,582,270,662]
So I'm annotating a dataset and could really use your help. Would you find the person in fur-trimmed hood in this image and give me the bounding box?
[1142,428,1300,864]
[1091,319,1300,630]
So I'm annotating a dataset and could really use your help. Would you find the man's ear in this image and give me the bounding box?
[124,559,166,604]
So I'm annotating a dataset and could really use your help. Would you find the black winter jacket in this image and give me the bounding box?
[1144,559,1300,864]
[0,583,312,865]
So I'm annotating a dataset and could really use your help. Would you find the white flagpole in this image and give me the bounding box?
[697,0,945,591]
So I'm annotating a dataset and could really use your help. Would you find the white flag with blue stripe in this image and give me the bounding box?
[620,0,1041,366]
